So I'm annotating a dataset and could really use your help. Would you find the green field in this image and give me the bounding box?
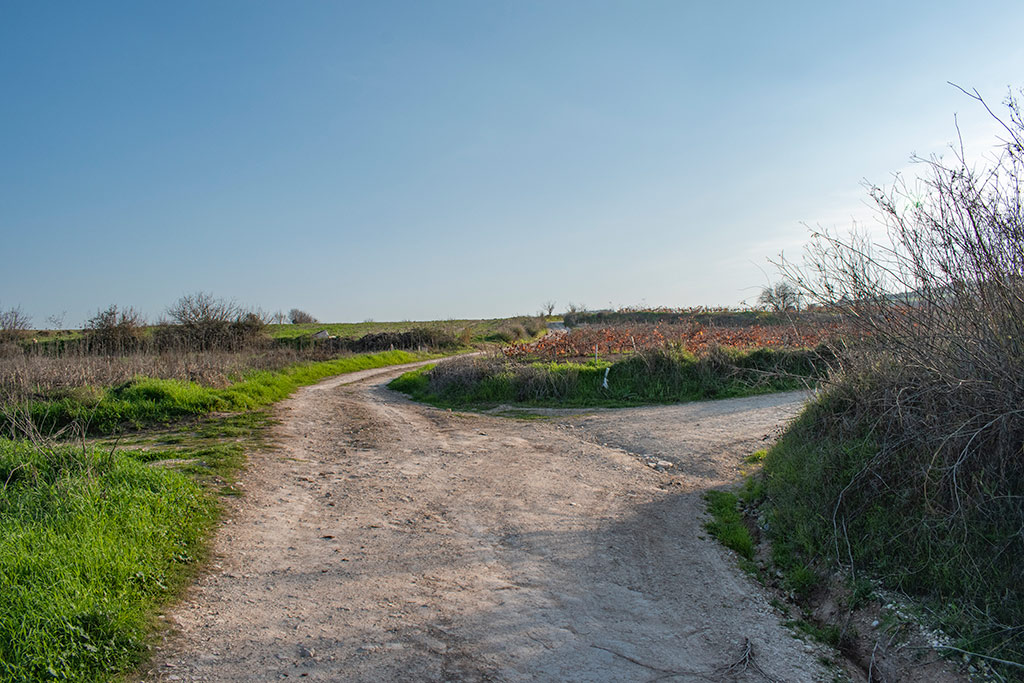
[265,317,530,341]
[23,316,549,346]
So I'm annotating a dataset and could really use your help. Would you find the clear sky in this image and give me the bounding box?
[2,1,1023,327]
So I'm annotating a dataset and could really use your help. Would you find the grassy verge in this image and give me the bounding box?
[17,349,436,436]
[755,391,1024,676]
[0,349,447,681]
[390,347,822,409]
[0,438,214,681]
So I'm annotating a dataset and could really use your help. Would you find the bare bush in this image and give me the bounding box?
[289,308,317,325]
[426,355,506,396]
[776,86,1024,656]
[0,305,31,342]
[159,292,267,351]
[84,305,145,354]
[166,292,240,327]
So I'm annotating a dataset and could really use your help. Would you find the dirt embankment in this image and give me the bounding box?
[147,363,833,681]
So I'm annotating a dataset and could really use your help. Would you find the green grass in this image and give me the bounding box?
[0,438,215,681]
[759,392,1024,671]
[703,490,755,561]
[19,349,436,436]
[390,347,821,410]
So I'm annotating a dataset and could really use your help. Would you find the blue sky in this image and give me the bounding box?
[2,1,1023,326]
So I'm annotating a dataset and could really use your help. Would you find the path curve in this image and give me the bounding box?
[147,361,830,682]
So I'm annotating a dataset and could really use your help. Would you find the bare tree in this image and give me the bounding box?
[565,302,586,315]
[543,300,556,317]
[757,282,802,312]
[289,308,318,325]
[46,311,66,329]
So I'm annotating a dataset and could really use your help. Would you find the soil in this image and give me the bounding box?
[142,360,961,682]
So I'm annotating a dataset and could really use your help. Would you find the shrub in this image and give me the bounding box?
[157,293,268,352]
[0,305,31,342]
[486,317,542,343]
[84,305,145,354]
[562,303,587,326]
[288,308,317,324]
[426,355,507,396]
[347,328,458,352]
[522,316,546,337]
[771,87,1024,665]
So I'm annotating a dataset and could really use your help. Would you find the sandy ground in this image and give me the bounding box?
[146,361,835,682]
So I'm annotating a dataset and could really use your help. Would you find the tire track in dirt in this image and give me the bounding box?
[146,362,832,682]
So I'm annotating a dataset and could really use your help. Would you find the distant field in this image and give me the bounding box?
[22,316,549,346]
[266,319,492,340]
[561,308,838,328]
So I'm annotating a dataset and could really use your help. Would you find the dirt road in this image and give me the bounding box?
[148,361,831,682]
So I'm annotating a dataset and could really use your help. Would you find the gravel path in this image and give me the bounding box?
[146,361,831,682]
